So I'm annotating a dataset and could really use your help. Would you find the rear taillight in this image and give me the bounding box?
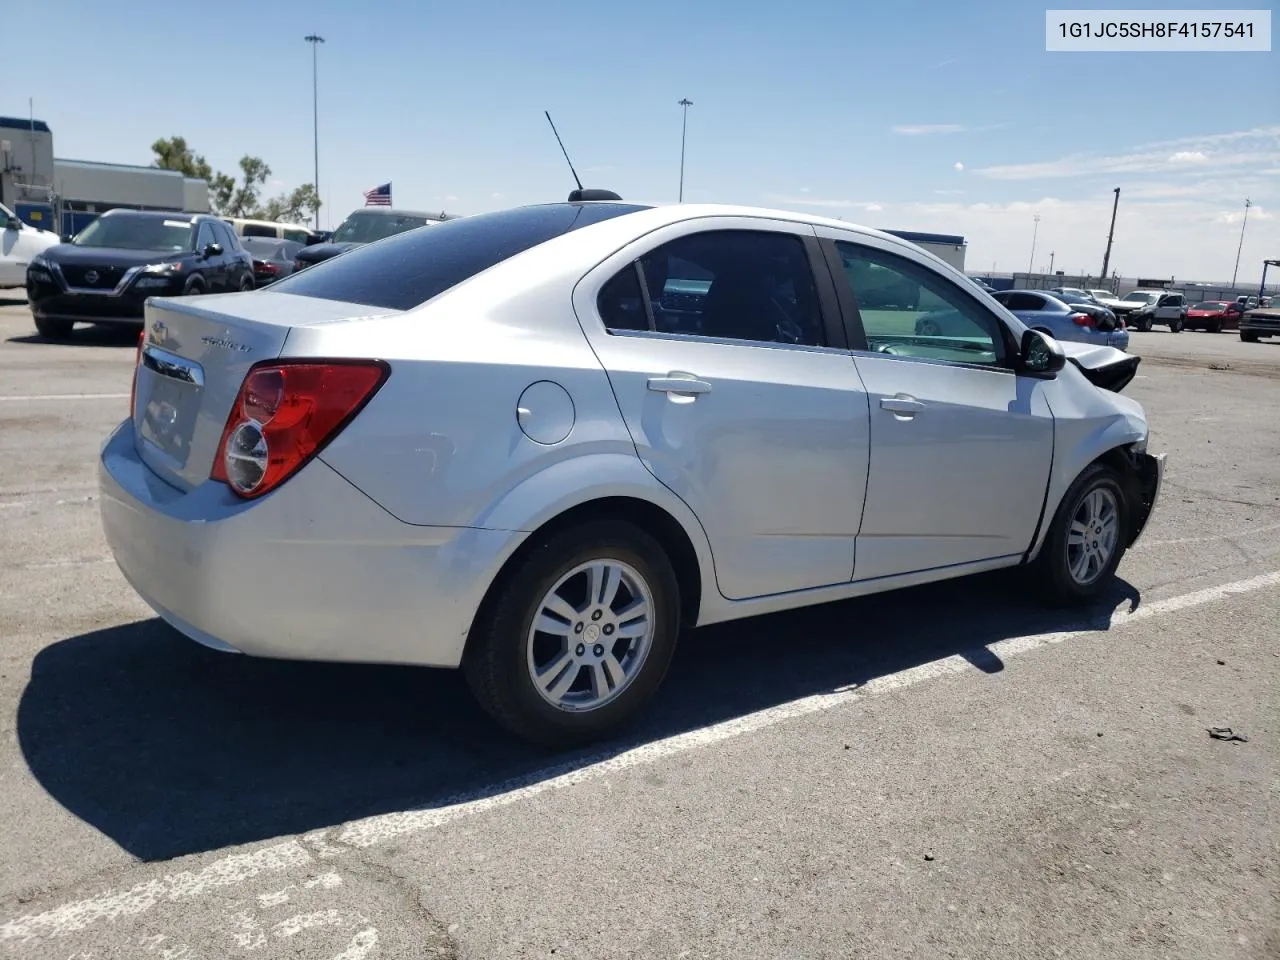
[254,260,280,275]
[129,330,145,419]
[1070,313,1095,327]
[210,360,389,499]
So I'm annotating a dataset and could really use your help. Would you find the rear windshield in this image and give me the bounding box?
[270,202,649,311]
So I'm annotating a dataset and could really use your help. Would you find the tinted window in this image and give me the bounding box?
[328,212,433,244]
[243,223,278,238]
[598,265,649,331]
[833,240,1006,365]
[1005,292,1048,311]
[214,222,240,250]
[271,203,648,311]
[196,222,217,251]
[612,230,825,346]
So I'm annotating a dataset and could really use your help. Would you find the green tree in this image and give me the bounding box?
[261,183,322,225]
[150,137,317,223]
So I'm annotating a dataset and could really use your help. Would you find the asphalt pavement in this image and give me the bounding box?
[1,297,1277,960]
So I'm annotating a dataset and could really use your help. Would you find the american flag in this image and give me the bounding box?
[363,182,392,206]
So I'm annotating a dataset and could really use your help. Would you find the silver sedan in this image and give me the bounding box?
[99,198,1165,746]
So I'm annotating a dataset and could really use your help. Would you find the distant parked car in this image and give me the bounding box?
[1183,300,1242,333]
[1239,304,1280,343]
[240,237,304,287]
[25,209,254,339]
[292,208,456,272]
[1049,289,1119,327]
[988,289,1130,351]
[1113,290,1185,332]
[968,276,995,292]
[1,201,60,289]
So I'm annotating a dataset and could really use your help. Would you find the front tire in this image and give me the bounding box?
[1240,331,1259,343]
[33,315,74,340]
[181,276,205,297]
[1030,463,1130,606]
[463,519,681,747]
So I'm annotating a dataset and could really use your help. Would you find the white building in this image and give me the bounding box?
[0,114,209,234]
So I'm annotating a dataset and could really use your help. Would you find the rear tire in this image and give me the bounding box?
[463,519,681,748]
[33,315,74,340]
[1170,317,1183,333]
[1137,316,1153,332]
[239,275,254,292]
[1030,462,1130,607]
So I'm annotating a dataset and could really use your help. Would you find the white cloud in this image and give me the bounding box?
[865,203,884,212]
[1215,205,1271,224]
[975,127,1279,181]
[893,124,966,136]
[490,191,505,200]
[954,162,965,172]
[934,189,965,195]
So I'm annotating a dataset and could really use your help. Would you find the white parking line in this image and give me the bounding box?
[4,568,1279,944]
[0,393,129,402]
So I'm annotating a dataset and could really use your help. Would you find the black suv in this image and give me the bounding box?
[292,208,455,273]
[26,210,254,339]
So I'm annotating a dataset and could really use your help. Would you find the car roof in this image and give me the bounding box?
[101,209,202,222]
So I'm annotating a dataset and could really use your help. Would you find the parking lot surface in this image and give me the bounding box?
[1,296,1277,959]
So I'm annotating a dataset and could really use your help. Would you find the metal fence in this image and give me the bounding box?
[969,271,1278,302]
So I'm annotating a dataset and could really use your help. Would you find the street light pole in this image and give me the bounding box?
[305,34,325,230]
[1231,198,1251,288]
[1027,214,1040,276]
[1100,187,1120,282]
[677,98,693,202]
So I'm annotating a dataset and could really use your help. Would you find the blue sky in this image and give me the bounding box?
[10,0,1278,282]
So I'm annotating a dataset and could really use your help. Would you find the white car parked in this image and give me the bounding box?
[0,202,60,289]
[99,197,1165,746]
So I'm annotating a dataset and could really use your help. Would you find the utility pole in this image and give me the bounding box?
[1231,198,1251,287]
[677,98,693,202]
[1048,251,1055,274]
[1027,214,1041,275]
[305,34,325,230]
[1100,187,1120,281]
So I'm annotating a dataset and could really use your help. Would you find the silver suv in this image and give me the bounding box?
[1116,290,1186,332]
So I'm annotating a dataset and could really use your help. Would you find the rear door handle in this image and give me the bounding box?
[647,376,712,396]
[880,396,926,415]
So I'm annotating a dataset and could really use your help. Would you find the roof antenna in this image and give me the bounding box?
[545,110,622,203]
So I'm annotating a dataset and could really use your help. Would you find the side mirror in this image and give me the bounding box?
[5,216,20,230]
[1020,328,1066,377]
[203,242,224,258]
[59,233,74,243]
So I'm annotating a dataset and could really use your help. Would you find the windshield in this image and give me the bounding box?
[1088,290,1112,299]
[1122,292,1159,303]
[1192,301,1227,310]
[73,215,195,252]
[329,212,433,245]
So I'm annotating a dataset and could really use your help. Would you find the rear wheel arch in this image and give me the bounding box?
[467,496,704,649]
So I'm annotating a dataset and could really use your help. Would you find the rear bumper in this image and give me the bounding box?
[98,420,523,668]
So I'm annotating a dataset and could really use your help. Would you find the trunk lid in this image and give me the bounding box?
[132,290,393,491]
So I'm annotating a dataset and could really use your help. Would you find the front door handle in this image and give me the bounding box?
[880,396,926,415]
[647,376,712,396]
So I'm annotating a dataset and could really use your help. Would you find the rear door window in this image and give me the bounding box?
[271,203,649,310]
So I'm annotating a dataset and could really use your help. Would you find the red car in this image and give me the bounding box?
[1184,300,1242,332]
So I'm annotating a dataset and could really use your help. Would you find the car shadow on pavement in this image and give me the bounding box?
[7,325,139,348]
[17,572,1139,863]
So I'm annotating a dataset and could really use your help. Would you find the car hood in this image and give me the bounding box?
[1058,340,1141,393]
[43,244,188,268]
[296,241,360,263]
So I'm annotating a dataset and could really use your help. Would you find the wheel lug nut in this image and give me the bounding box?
[574,623,584,634]
[593,643,605,657]
[575,643,586,657]
[602,624,615,636]
[591,609,603,621]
